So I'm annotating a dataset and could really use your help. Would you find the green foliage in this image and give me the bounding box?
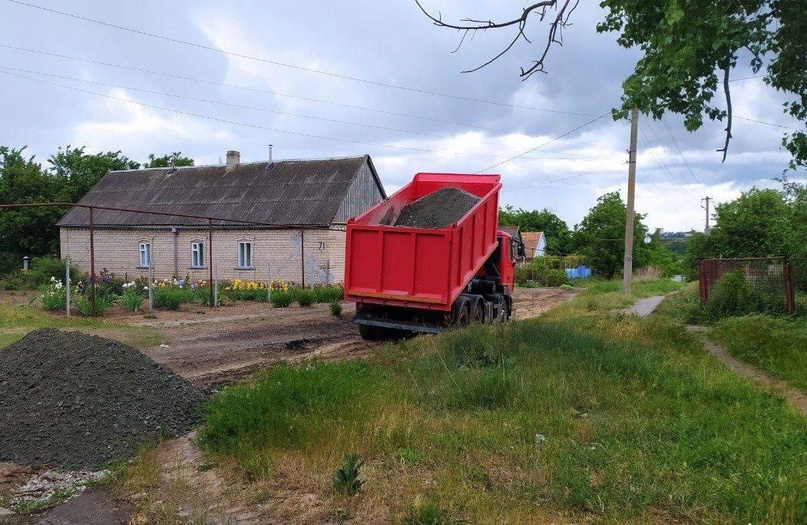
[516,266,568,287]
[499,206,573,254]
[572,192,649,279]
[40,279,68,311]
[331,454,364,496]
[76,290,114,316]
[312,285,344,303]
[199,361,385,452]
[697,271,785,322]
[329,300,342,316]
[153,287,186,310]
[119,289,144,312]
[712,315,807,391]
[598,0,806,168]
[296,289,315,307]
[270,291,292,308]
[401,501,454,525]
[143,152,194,168]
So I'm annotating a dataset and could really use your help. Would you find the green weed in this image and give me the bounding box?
[332,454,364,496]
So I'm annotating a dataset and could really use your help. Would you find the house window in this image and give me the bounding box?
[237,241,252,269]
[191,242,204,268]
[139,242,151,268]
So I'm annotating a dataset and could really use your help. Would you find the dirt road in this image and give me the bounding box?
[137,287,576,391]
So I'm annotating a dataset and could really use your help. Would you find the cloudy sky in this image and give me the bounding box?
[0,0,800,232]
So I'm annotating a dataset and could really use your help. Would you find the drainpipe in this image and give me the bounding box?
[171,226,179,277]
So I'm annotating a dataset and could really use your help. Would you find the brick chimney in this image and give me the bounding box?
[225,150,240,171]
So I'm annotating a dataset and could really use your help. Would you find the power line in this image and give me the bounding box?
[1,68,613,164]
[637,124,689,197]
[0,68,434,154]
[734,115,801,131]
[0,64,608,163]
[3,0,595,117]
[476,113,610,172]
[660,115,700,185]
[0,43,516,136]
[644,119,694,186]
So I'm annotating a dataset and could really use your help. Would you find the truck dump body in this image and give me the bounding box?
[344,173,501,312]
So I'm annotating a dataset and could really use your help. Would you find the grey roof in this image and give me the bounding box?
[58,155,384,228]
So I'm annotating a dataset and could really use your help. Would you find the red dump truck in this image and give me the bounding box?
[344,173,519,339]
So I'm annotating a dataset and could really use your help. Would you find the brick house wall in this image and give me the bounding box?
[60,227,347,285]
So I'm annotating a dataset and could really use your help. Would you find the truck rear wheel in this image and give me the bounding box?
[358,324,380,340]
[455,297,471,327]
[470,298,484,324]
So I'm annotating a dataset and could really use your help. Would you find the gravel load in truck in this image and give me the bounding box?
[393,187,480,229]
[0,329,205,469]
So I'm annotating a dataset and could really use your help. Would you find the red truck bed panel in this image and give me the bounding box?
[344,173,501,311]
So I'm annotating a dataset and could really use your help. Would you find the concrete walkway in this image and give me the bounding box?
[626,295,666,317]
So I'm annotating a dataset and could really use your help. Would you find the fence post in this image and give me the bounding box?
[784,259,795,315]
[65,257,71,318]
[148,258,154,313]
[267,263,272,303]
[89,206,96,316]
[214,263,219,308]
[300,228,306,289]
[698,260,708,302]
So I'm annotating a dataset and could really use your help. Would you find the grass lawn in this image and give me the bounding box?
[192,279,805,524]
[711,315,807,391]
[0,304,163,349]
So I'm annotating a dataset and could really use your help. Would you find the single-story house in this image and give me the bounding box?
[521,231,547,259]
[57,151,386,285]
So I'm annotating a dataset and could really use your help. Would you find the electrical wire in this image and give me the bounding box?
[660,115,701,185]
[3,0,596,117]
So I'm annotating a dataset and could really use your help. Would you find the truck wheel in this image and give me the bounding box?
[470,298,484,324]
[455,297,471,327]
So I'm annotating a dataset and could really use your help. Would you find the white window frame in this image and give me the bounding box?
[139,242,151,268]
[237,241,252,269]
[191,241,204,268]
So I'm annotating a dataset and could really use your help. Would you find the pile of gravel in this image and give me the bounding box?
[0,329,205,469]
[393,187,480,229]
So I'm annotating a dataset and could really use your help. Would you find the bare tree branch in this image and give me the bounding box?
[415,0,577,78]
[717,66,733,162]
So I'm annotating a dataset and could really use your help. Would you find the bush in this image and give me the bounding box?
[270,291,292,308]
[153,287,185,310]
[297,289,315,307]
[330,300,342,316]
[40,278,68,311]
[313,285,344,303]
[402,501,454,525]
[29,256,86,288]
[332,454,364,496]
[76,291,114,316]
[698,271,785,322]
[516,266,568,287]
[119,289,144,312]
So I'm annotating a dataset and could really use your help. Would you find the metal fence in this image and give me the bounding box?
[1,202,342,315]
[698,257,798,314]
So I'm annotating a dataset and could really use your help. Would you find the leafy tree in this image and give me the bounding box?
[417,0,806,166]
[144,152,194,168]
[499,205,573,254]
[709,188,793,258]
[48,146,140,202]
[572,191,649,279]
[0,146,63,264]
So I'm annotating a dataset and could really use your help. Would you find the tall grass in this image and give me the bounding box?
[198,285,806,522]
[712,315,807,391]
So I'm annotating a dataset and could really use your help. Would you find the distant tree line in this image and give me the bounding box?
[0,145,193,275]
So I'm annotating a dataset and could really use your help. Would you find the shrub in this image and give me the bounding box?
[330,300,342,316]
[29,256,85,287]
[40,278,68,311]
[119,289,144,312]
[698,270,785,322]
[271,291,293,308]
[76,291,114,316]
[516,266,568,287]
[313,285,344,303]
[153,287,184,310]
[297,289,315,307]
[332,454,364,496]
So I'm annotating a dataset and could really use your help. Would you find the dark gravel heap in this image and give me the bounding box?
[394,187,480,229]
[0,329,205,469]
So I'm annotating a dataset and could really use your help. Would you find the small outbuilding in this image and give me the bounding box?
[520,231,547,260]
[57,152,386,285]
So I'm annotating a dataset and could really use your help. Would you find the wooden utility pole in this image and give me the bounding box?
[702,196,712,233]
[622,107,639,294]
